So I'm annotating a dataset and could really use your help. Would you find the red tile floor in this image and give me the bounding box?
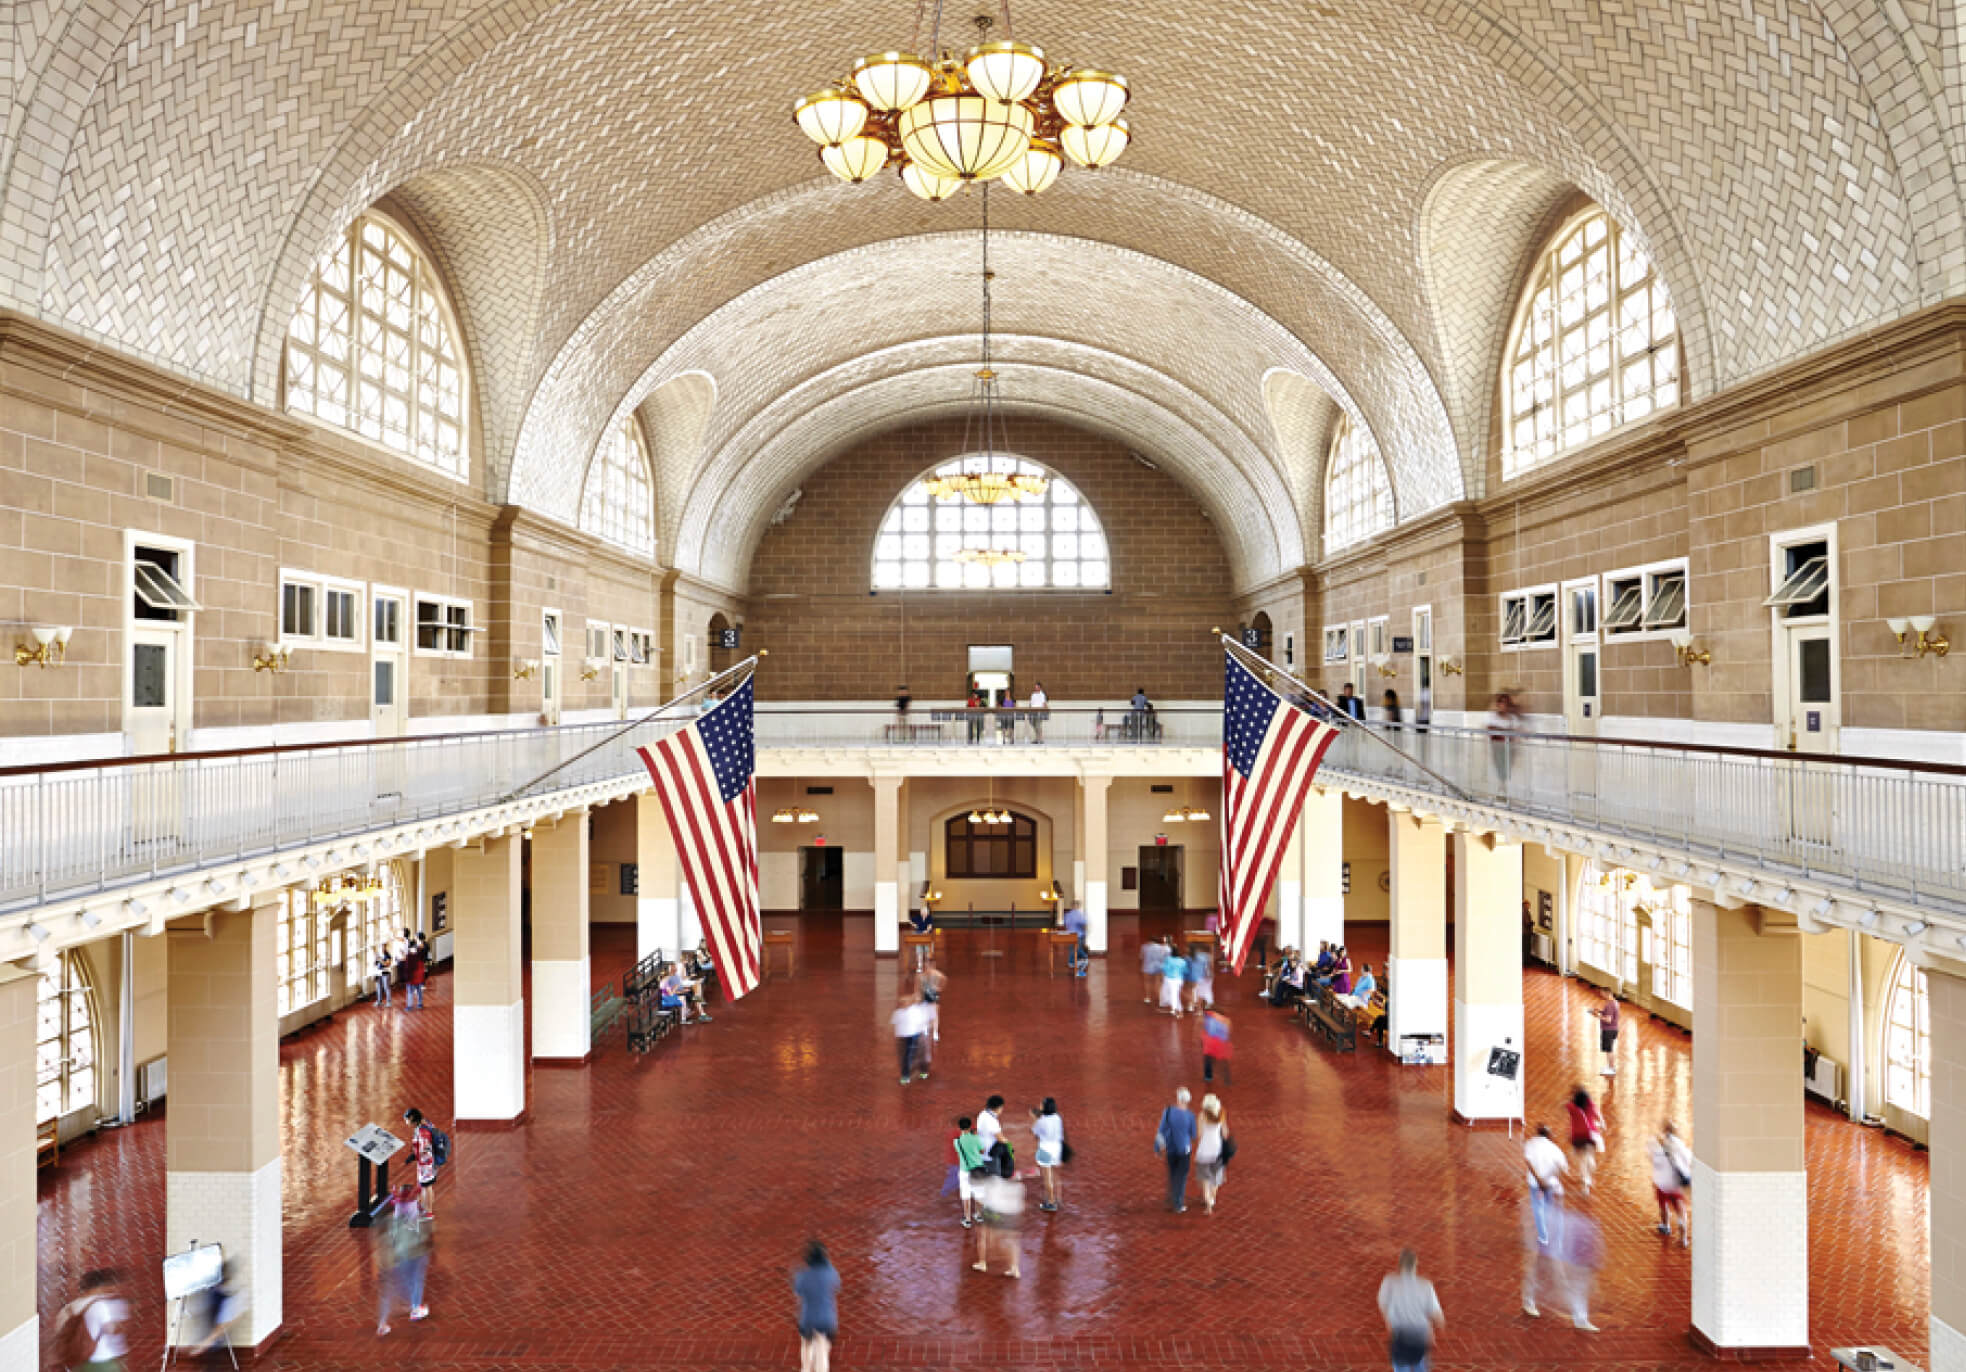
[36,916,1930,1370]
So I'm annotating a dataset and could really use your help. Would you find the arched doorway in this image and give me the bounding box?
[1248,611,1273,653]
[708,612,734,676]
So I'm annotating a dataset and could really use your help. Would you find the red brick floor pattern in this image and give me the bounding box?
[36,917,1930,1370]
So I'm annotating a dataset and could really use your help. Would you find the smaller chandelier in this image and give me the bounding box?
[770,806,821,824]
[954,546,1026,567]
[967,806,1013,825]
[922,462,1049,505]
[1161,805,1213,824]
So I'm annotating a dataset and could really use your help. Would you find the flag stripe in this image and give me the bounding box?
[643,740,754,999]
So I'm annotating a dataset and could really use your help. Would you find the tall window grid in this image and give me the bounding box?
[1575,863,1691,1008]
[1886,953,1931,1118]
[36,951,96,1124]
[285,214,468,480]
[344,866,407,987]
[1322,414,1393,554]
[276,889,332,1017]
[580,417,655,557]
[873,457,1108,591]
[1503,208,1678,479]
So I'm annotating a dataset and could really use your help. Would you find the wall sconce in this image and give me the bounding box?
[251,641,291,673]
[1370,653,1398,679]
[1437,657,1464,677]
[579,656,604,681]
[1668,629,1711,666]
[513,658,540,680]
[15,624,74,667]
[1890,615,1949,659]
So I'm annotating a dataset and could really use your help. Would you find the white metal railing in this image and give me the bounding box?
[752,706,1219,749]
[1318,723,1966,914]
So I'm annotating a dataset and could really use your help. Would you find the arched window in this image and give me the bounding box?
[1885,952,1931,1117]
[285,213,469,480]
[1322,415,1393,554]
[37,951,97,1124]
[873,457,1107,591]
[1502,207,1679,479]
[946,811,1038,878]
[1574,862,1692,1008]
[580,417,655,557]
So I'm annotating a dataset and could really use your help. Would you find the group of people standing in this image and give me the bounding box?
[372,927,431,1009]
[945,1094,1071,1279]
[1140,936,1216,1015]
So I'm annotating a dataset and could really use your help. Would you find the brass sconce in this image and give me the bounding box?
[1437,657,1464,677]
[251,641,291,673]
[1888,616,1949,659]
[512,658,540,680]
[1669,630,1711,667]
[1370,653,1398,679]
[579,656,604,681]
[15,624,74,668]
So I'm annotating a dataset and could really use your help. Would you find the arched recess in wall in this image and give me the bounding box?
[640,372,719,556]
[37,949,100,1126]
[707,612,734,675]
[1260,369,1343,555]
[927,798,1057,912]
[1247,612,1273,653]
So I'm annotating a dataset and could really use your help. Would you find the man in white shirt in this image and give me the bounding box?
[1027,683,1049,742]
[60,1268,131,1369]
[1378,1249,1444,1372]
[1522,1124,1569,1317]
[977,1095,1005,1155]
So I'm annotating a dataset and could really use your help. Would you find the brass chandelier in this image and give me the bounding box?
[793,2,1131,200]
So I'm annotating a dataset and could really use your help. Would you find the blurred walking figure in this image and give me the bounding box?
[55,1268,130,1371]
[892,993,930,1085]
[1649,1121,1693,1245]
[1520,1186,1566,1320]
[403,938,428,1010]
[372,946,394,1007]
[1523,1124,1568,1247]
[1153,1086,1197,1213]
[1187,947,1215,1011]
[794,1241,840,1372]
[1200,1008,1234,1084]
[1377,1249,1444,1372]
[1031,1099,1067,1212]
[375,1181,432,1335]
[1194,1093,1232,1214]
[1559,1204,1604,1331]
[191,1256,245,1355]
[1063,900,1089,976]
[1160,941,1188,1016]
[1566,1087,1604,1194]
[919,965,946,1059]
[972,1166,1026,1278]
[1142,934,1167,1004]
[1590,988,1621,1076]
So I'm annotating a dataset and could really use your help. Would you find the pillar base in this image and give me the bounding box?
[530,957,592,1062]
[1933,1314,1966,1372]
[874,881,899,953]
[1386,956,1447,1052]
[1451,999,1524,1122]
[454,1000,526,1122]
[0,1316,34,1369]
[1690,1161,1808,1352]
[1685,1327,1812,1362]
[1085,880,1108,954]
[166,1157,282,1348]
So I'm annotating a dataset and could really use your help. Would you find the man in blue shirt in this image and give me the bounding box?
[1063,903,1088,976]
[1154,1086,1198,1212]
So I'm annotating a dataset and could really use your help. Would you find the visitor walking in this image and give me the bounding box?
[794,1241,840,1372]
[1160,940,1188,1016]
[1142,933,1167,1003]
[374,1181,432,1335]
[973,1167,1026,1278]
[372,947,394,1008]
[1486,692,1520,787]
[1032,1099,1066,1212]
[952,1116,986,1228]
[1649,1121,1692,1245]
[1591,989,1621,1076]
[1201,1008,1233,1084]
[1188,947,1215,1011]
[1028,681,1049,742]
[977,1095,1005,1157]
[403,1106,442,1210]
[55,1268,130,1371]
[919,966,945,1062]
[1194,1093,1231,1214]
[1520,1186,1566,1320]
[1378,1249,1444,1372]
[1559,1203,1603,1331]
[1566,1087,1604,1194]
[1063,901,1088,976]
[1523,1124,1568,1247]
[892,994,929,1085]
[1153,1086,1197,1213]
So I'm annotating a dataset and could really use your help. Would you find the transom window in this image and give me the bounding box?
[945,811,1038,878]
[1886,952,1930,1118]
[873,457,1108,591]
[580,417,655,557]
[285,213,469,480]
[1322,415,1393,554]
[1503,207,1679,479]
[37,951,97,1124]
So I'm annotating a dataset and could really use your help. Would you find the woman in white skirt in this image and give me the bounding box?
[1031,1098,1066,1212]
[1194,1094,1231,1214]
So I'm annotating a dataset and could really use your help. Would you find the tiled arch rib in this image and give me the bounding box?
[1261,369,1348,560]
[678,359,1286,591]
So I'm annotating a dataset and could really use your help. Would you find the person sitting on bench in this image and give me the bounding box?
[659,962,711,1024]
[1317,947,1353,994]
[1311,942,1337,981]
[1268,951,1308,1006]
[1341,962,1378,1009]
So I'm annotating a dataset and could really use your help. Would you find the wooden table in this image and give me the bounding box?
[1046,929,1082,975]
[762,929,796,980]
[1183,930,1219,962]
[901,930,937,968]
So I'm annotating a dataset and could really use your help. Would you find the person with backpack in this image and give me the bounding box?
[951,1116,986,1229]
[375,1181,432,1335]
[1650,1120,1693,1245]
[56,1268,130,1371]
[403,1106,447,1209]
[1030,1098,1066,1213]
[794,1240,840,1372]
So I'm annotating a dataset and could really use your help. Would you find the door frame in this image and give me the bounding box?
[1411,604,1433,726]
[539,606,563,726]
[1559,576,1600,734]
[123,529,196,753]
[1768,522,1841,754]
[371,583,409,738]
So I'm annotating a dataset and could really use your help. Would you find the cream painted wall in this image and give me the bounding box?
[756,777,879,910]
[589,800,638,923]
[1106,777,1219,911]
[1523,844,1563,946]
[1800,928,1902,1125]
[916,776,1075,913]
[1341,796,1389,921]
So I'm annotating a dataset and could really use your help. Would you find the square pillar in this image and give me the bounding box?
[454,835,525,1123]
[636,794,680,960]
[1388,811,1448,1052]
[1275,822,1305,954]
[1934,967,1966,1371]
[873,776,903,955]
[531,810,591,1063]
[1081,774,1111,954]
[0,970,38,1365]
[1300,787,1345,953]
[167,904,282,1349]
[1689,899,1807,1355]
[1452,832,1523,1122]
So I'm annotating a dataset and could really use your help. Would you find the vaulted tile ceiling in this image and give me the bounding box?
[4,0,1958,588]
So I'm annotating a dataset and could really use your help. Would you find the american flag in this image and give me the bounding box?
[1220,650,1340,973]
[636,676,762,1000]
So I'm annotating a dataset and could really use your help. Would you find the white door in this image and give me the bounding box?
[371,591,408,738]
[610,662,628,720]
[540,611,563,726]
[1780,623,1839,844]
[1562,582,1600,801]
[127,625,186,843]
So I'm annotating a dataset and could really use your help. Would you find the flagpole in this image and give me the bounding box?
[500,654,760,803]
[1217,632,1471,802]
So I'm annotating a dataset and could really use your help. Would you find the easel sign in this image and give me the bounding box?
[162,1241,235,1369]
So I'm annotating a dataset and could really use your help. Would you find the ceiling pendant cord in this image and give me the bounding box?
[980,181,995,463]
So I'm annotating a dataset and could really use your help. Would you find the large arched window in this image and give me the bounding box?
[580,417,656,557]
[37,951,98,1124]
[1322,415,1393,554]
[1885,952,1931,1117]
[285,213,469,480]
[873,457,1107,591]
[1502,207,1679,479]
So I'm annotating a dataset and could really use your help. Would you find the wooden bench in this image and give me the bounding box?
[1301,987,1359,1053]
[37,1118,59,1169]
[590,980,626,1046]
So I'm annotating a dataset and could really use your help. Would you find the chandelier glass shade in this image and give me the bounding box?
[900,161,964,202]
[794,5,1129,194]
[821,135,890,183]
[770,806,821,824]
[1160,804,1212,823]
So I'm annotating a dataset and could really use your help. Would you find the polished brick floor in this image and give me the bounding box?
[36,915,1930,1369]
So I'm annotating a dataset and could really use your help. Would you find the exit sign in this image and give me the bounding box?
[1154,833,1168,846]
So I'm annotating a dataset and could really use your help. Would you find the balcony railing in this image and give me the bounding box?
[753,706,1219,749]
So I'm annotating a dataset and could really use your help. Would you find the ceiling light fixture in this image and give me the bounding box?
[795,5,1130,196]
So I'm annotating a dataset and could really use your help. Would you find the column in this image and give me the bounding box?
[167,904,281,1349]
[454,834,525,1123]
[0,969,37,1366]
[531,810,591,1063]
[1689,898,1806,1355]
[1388,811,1448,1052]
[894,780,913,933]
[1081,774,1111,954]
[1932,966,1966,1371]
[1300,787,1345,953]
[873,775,902,955]
[1274,823,1304,954]
[1452,832,1524,1122]
[636,794,679,960]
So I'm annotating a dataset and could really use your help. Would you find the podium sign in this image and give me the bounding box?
[345,1123,404,1165]
[345,1123,405,1228]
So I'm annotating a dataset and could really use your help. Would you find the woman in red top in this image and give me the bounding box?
[1566,1087,1604,1195]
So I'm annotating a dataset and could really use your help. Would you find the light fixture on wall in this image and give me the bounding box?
[1889,615,1949,659]
[968,776,1011,826]
[1370,653,1397,679]
[512,658,540,680]
[1161,781,1211,824]
[1437,657,1464,677]
[580,656,605,681]
[772,778,822,825]
[15,624,75,668]
[1668,630,1710,667]
[251,640,291,673]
